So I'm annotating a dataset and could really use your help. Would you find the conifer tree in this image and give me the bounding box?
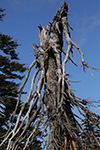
[0,8,42,150]
[81,112,100,150]
[0,8,26,149]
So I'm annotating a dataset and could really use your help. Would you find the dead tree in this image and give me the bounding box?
[0,2,100,150]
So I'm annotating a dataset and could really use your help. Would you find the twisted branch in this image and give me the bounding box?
[0,2,100,150]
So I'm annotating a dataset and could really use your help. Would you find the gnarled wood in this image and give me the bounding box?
[0,2,100,150]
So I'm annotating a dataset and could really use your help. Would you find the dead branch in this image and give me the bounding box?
[0,2,100,150]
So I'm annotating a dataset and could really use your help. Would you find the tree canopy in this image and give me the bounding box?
[0,8,42,150]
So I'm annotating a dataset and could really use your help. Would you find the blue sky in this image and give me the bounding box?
[0,0,100,114]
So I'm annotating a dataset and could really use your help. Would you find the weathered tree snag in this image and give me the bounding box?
[0,2,100,150]
[44,3,81,149]
[44,48,79,149]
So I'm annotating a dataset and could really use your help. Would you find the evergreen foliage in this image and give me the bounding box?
[0,8,26,148]
[0,8,42,149]
[0,8,6,21]
[81,113,100,149]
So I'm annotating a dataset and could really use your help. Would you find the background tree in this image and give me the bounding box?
[0,8,5,21]
[80,110,100,149]
[0,2,100,150]
[0,8,42,150]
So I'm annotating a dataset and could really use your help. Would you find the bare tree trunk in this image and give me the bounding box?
[43,36,79,149]
[44,54,79,149]
[0,2,100,150]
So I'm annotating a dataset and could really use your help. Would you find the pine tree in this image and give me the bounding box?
[0,8,5,21]
[81,113,100,150]
[0,8,26,149]
[0,8,42,149]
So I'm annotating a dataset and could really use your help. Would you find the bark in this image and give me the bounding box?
[44,51,80,149]
[0,2,100,150]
